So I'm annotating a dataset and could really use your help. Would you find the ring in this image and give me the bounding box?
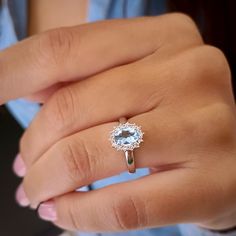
[110,117,144,173]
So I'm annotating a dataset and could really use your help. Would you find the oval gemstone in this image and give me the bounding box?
[114,126,141,147]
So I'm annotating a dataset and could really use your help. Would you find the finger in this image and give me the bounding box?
[43,169,220,232]
[0,14,202,104]
[15,184,30,207]
[20,45,219,168]
[22,110,198,206]
[13,154,26,177]
[20,55,164,167]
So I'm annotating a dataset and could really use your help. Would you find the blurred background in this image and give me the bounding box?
[0,106,62,235]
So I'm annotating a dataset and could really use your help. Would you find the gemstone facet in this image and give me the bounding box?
[110,122,144,151]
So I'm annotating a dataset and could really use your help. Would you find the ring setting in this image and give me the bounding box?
[110,118,144,173]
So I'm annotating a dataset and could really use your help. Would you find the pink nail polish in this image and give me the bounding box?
[16,184,30,207]
[13,154,26,177]
[38,201,57,222]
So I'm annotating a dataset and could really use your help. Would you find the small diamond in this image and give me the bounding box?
[110,122,143,151]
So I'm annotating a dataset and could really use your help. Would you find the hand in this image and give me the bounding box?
[0,14,200,104]
[8,14,236,232]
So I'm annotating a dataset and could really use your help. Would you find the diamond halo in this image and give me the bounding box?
[110,122,144,151]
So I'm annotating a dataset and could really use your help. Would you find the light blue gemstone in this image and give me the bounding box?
[114,126,141,146]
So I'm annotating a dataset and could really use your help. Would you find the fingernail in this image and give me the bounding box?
[16,184,30,207]
[38,201,57,222]
[13,154,26,177]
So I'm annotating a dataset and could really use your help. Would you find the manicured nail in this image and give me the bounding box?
[13,154,26,177]
[16,184,30,207]
[38,201,57,222]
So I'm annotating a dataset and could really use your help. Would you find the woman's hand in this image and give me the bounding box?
[0,14,201,103]
[6,14,236,232]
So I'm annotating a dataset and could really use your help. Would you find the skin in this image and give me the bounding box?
[1,14,236,232]
[28,0,88,35]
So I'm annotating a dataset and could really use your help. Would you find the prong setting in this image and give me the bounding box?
[110,122,144,151]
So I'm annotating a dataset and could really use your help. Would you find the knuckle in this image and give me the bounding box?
[167,13,201,38]
[60,138,96,184]
[109,196,147,230]
[204,103,236,148]
[150,13,203,52]
[168,13,197,30]
[200,45,231,82]
[36,27,74,67]
[190,45,231,87]
[46,87,76,132]
[173,45,231,87]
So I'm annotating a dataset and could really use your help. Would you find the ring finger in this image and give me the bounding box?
[22,109,196,207]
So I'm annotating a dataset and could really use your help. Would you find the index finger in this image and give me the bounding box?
[0,14,201,104]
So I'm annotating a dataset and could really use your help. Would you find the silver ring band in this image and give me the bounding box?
[119,118,136,173]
